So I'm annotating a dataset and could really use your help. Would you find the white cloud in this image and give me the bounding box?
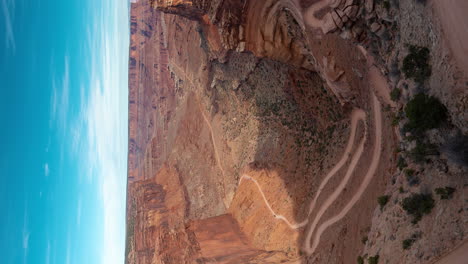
[1,0,16,53]
[50,56,70,132]
[22,207,30,263]
[79,1,129,264]
[44,163,50,177]
[76,198,82,227]
[22,231,30,249]
[65,235,71,264]
[45,241,51,264]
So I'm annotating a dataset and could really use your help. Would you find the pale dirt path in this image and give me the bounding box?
[431,0,468,74]
[306,94,382,255]
[199,103,226,179]
[303,106,369,254]
[358,45,395,108]
[431,239,468,264]
[238,109,366,229]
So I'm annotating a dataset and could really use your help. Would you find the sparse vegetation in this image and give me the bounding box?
[404,169,419,186]
[404,93,447,134]
[362,236,368,244]
[399,186,404,193]
[397,156,407,170]
[382,0,390,10]
[402,193,435,224]
[404,168,415,177]
[390,88,401,102]
[402,45,431,83]
[408,141,438,163]
[402,238,414,250]
[378,195,390,209]
[357,256,364,264]
[435,187,456,200]
[368,255,380,264]
[402,232,421,250]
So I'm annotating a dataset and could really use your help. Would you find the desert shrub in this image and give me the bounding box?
[404,168,415,177]
[369,255,380,264]
[392,111,404,127]
[397,156,407,170]
[402,232,421,250]
[399,186,404,193]
[390,88,401,101]
[357,256,364,264]
[382,0,390,10]
[442,134,468,167]
[408,141,438,163]
[402,193,435,224]
[404,93,447,133]
[435,187,456,200]
[362,236,368,244]
[402,45,431,83]
[404,169,420,186]
[378,195,390,209]
[402,238,415,250]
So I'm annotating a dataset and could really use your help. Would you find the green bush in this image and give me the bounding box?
[404,93,447,133]
[435,187,456,200]
[397,156,407,170]
[390,88,401,102]
[405,169,420,186]
[382,0,390,10]
[402,193,435,224]
[378,195,390,209]
[408,141,438,163]
[369,255,380,264]
[402,45,431,83]
[357,256,364,264]
[402,238,415,250]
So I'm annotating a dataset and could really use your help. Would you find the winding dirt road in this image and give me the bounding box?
[200,88,383,256]
[239,109,366,229]
[431,239,468,264]
[306,94,382,255]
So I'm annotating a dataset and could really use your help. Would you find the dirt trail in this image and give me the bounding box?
[431,239,468,264]
[432,0,468,74]
[199,103,226,179]
[238,108,366,230]
[358,46,396,108]
[306,94,382,255]
[303,107,369,253]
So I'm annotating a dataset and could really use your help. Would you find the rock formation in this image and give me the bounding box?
[126,0,468,263]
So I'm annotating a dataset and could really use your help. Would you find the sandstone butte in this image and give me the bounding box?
[125,0,468,263]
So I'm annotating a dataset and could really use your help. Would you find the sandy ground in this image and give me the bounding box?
[431,0,468,74]
[431,240,468,264]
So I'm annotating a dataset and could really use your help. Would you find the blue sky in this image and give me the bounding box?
[0,0,129,263]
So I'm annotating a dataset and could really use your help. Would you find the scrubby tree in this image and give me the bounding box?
[402,193,435,224]
[402,45,431,83]
[404,93,447,133]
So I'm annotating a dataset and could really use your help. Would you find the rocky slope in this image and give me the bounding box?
[126,0,467,263]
